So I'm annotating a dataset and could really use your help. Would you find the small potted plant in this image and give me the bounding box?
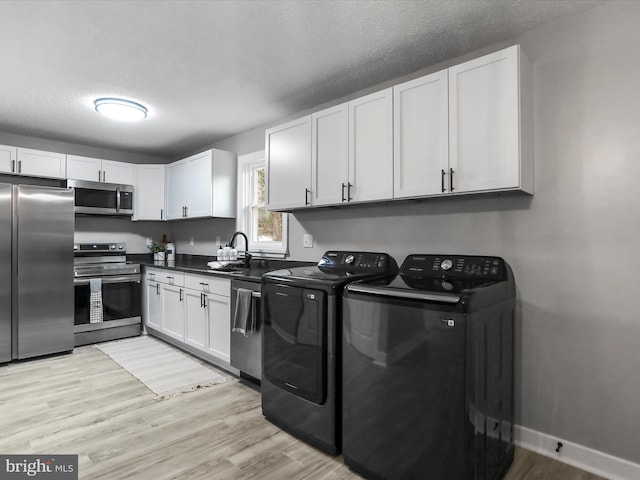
[149,242,166,262]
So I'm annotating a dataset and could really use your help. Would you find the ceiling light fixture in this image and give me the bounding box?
[94,97,148,122]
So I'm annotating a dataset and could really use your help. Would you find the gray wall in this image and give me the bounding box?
[209,1,640,464]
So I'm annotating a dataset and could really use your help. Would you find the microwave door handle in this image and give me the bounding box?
[116,187,121,213]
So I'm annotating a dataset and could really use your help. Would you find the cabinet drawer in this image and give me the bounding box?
[185,274,229,296]
[146,268,184,286]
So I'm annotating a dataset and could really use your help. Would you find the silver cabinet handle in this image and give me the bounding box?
[179,288,183,302]
[449,168,454,192]
[103,170,106,182]
[199,282,209,286]
[160,208,163,220]
[156,284,159,295]
[11,160,15,172]
[347,182,352,201]
[341,183,346,202]
[17,160,21,173]
[305,188,310,206]
[99,170,102,182]
[441,169,446,193]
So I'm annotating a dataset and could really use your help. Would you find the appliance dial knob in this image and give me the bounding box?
[345,255,355,264]
[441,259,453,271]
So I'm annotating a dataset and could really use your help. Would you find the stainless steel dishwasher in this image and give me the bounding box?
[230,278,262,383]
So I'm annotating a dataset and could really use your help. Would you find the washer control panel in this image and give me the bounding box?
[401,254,505,279]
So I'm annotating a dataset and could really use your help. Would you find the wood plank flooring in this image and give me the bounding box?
[0,345,606,480]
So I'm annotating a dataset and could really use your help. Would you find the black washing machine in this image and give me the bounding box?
[261,251,398,455]
[342,254,516,480]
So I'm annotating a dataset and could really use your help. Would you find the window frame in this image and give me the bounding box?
[237,150,288,257]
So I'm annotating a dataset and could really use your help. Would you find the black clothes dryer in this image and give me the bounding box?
[261,251,398,455]
[342,254,516,480]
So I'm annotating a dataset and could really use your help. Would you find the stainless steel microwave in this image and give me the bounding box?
[67,179,134,216]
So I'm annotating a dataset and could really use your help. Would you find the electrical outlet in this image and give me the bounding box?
[146,237,152,247]
[189,237,195,246]
[303,234,313,248]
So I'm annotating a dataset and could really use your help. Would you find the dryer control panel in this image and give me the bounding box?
[318,251,398,274]
[401,254,506,280]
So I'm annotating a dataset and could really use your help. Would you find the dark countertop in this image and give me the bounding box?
[129,254,314,282]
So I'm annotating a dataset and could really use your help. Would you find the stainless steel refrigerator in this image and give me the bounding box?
[0,183,74,362]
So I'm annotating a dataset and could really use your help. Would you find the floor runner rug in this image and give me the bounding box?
[95,335,228,397]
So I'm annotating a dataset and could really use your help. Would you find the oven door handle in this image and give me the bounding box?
[74,275,141,285]
[346,284,461,304]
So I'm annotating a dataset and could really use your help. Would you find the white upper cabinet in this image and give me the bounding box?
[187,151,215,218]
[133,164,166,221]
[264,45,532,210]
[311,103,349,206]
[66,155,101,182]
[165,149,236,220]
[0,144,17,174]
[393,70,449,198]
[101,159,134,185]
[67,155,134,185]
[166,159,187,220]
[448,45,533,194]
[266,116,312,211]
[16,148,66,179]
[348,88,394,203]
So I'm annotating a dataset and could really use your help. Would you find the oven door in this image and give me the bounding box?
[262,283,327,404]
[74,275,141,331]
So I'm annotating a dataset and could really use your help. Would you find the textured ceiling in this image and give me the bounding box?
[0,0,601,159]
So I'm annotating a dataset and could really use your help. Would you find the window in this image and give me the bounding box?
[238,151,288,256]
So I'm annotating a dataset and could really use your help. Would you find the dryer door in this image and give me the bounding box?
[263,283,327,404]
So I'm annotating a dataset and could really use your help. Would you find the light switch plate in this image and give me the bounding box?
[303,234,313,248]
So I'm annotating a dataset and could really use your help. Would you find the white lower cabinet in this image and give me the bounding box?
[205,293,230,363]
[145,280,162,330]
[185,289,208,351]
[161,282,185,341]
[143,268,231,364]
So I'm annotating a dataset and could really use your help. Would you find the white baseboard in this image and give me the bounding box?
[515,425,640,480]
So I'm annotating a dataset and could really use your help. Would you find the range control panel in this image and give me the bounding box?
[318,251,398,273]
[401,254,506,280]
[73,243,126,254]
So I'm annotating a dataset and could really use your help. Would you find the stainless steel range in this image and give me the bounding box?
[73,243,141,346]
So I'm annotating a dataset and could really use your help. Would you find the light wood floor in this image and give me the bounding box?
[0,345,606,480]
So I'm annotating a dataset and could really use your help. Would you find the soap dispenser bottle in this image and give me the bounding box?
[216,245,224,261]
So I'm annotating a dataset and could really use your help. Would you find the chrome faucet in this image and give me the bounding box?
[229,231,251,266]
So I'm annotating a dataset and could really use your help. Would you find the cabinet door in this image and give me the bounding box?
[102,159,134,185]
[144,280,162,330]
[186,150,213,218]
[206,293,230,363]
[133,164,166,221]
[161,284,185,341]
[0,144,17,174]
[185,289,208,351]
[348,88,393,202]
[266,115,312,210]
[394,70,449,198]
[311,103,349,206]
[448,45,520,193]
[165,159,188,220]
[16,148,66,179]
[66,155,102,182]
